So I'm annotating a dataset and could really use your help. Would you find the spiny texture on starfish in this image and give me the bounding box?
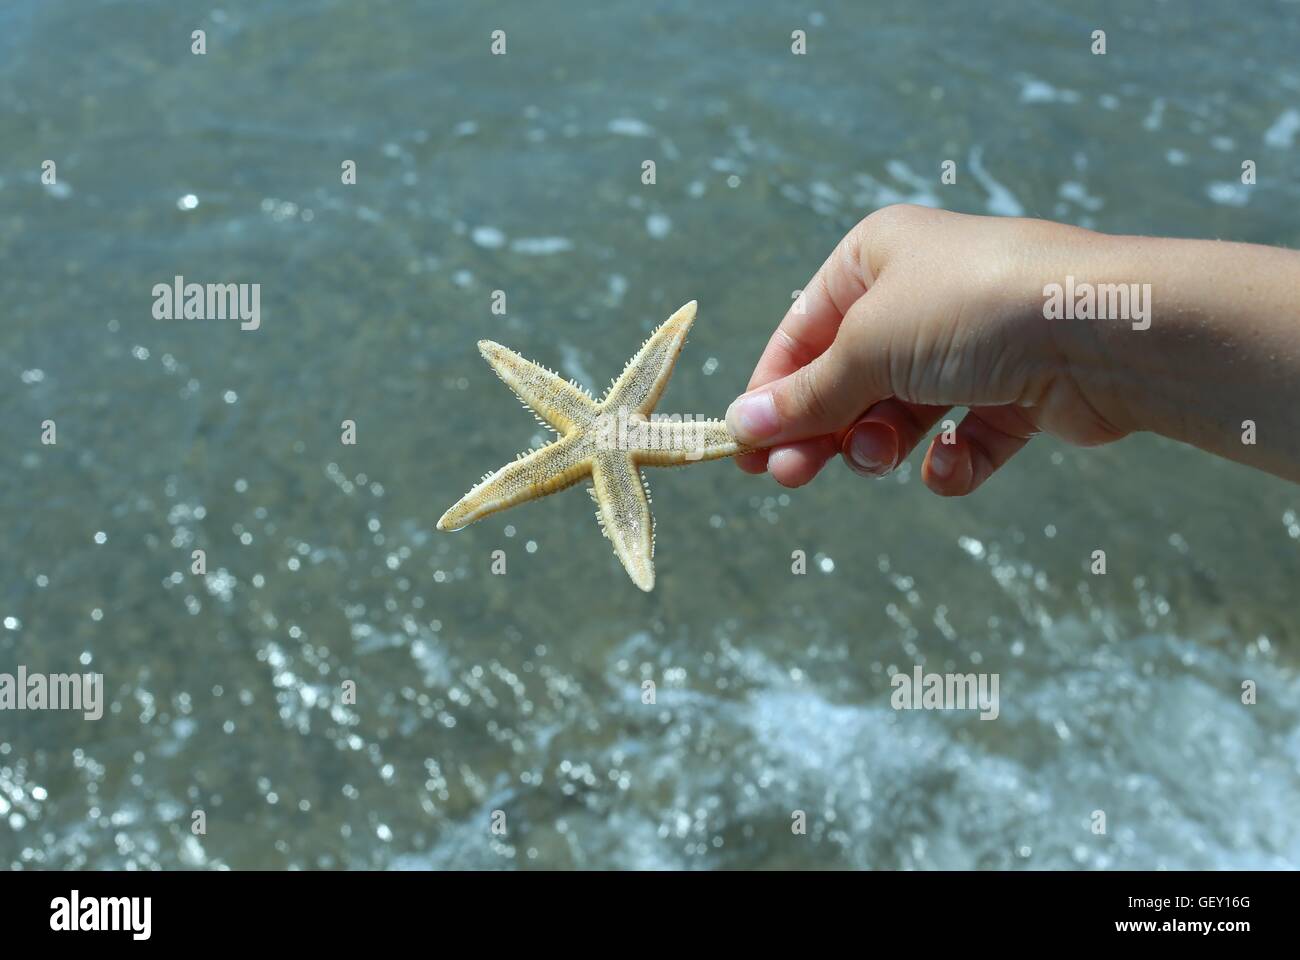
[437,301,751,591]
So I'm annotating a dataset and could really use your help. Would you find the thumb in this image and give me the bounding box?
[726,297,889,447]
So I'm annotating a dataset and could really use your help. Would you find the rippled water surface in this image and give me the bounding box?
[2,0,1299,869]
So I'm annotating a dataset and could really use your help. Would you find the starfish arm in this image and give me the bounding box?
[478,340,597,435]
[626,417,755,466]
[600,300,696,415]
[590,451,656,591]
[437,435,592,531]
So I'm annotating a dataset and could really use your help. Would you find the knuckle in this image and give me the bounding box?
[773,326,816,370]
[856,204,932,280]
[789,364,837,427]
[863,203,923,232]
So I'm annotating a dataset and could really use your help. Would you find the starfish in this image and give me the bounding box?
[437,301,751,591]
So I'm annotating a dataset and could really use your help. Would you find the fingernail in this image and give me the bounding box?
[929,441,957,479]
[726,391,780,443]
[844,421,898,477]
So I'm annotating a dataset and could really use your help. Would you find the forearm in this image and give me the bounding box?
[1051,231,1300,480]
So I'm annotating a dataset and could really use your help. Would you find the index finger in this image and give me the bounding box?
[735,218,880,473]
[744,217,879,393]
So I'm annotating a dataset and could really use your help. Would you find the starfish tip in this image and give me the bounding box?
[660,300,697,337]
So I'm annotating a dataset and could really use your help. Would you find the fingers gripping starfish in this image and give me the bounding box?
[437,301,751,590]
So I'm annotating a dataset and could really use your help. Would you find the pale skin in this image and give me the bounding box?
[726,204,1300,492]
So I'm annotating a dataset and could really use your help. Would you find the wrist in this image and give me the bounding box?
[1035,228,1169,437]
[1045,230,1300,478]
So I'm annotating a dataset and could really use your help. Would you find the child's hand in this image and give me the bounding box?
[727,204,1300,490]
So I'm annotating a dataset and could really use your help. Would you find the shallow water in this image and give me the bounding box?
[2,0,1299,869]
